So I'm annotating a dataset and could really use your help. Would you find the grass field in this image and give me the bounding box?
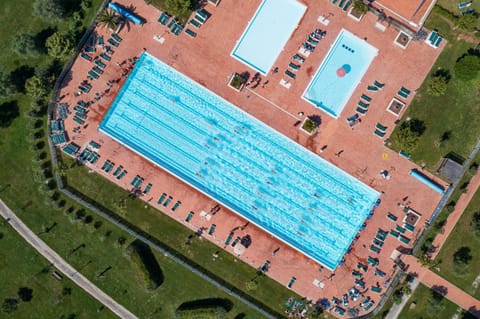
[63,159,299,315]
[388,13,480,171]
[0,0,281,318]
[398,284,460,319]
[433,188,480,299]
[0,221,115,318]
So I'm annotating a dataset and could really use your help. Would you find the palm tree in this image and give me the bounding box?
[97,9,120,30]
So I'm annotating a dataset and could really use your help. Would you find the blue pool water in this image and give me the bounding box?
[100,53,379,270]
[303,29,378,118]
[231,0,306,75]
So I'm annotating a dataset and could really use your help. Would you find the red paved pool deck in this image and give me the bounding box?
[58,0,447,316]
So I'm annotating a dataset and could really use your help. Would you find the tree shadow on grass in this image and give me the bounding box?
[10,66,35,93]
[33,27,56,55]
[0,101,19,128]
[177,298,233,312]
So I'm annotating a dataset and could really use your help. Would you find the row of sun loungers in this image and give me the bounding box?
[332,0,352,12]
[51,132,67,145]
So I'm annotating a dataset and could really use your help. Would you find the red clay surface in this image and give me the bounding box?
[57,0,446,316]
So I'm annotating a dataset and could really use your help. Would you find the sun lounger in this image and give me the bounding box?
[117,170,127,180]
[92,66,103,74]
[458,1,472,9]
[399,235,411,244]
[208,224,216,235]
[358,101,369,109]
[185,211,194,222]
[373,239,384,247]
[356,107,368,115]
[171,23,183,36]
[99,53,111,61]
[400,86,411,94]
[396,225,406,234]
[398,90,409,99]
[289,62,300,71]
[376,123,387,132]
[107,38,119,47]
[73,105,85,113]
[189,19,201,28]
[78,100,88,108]
[293,54,305,63]
[158,12,171,25]
[111,33,122,42]
[94,59,106,68]
[73,116,84,125]
[361,94,372,102]
[367,256,379,266]
[75,112,87,120]
[163,196,172,207]
[157,193,167,204]
[370,245,381,253]
[285,70,296,79]
[168,18,177,28]
[84,46,95,53]
[374,80,384,89]
[195,9,209,23]
[332,0,339,4]
[387,213,398,221]
[306,38,318,47]
[105,162,114,173]
[113,166,122,177]
[428,31,438,44]
[185,28,197,38]
[97,35,104,46]
[231,236,241,247]
[434,36,443,47]
[225,232,234,246]
[88,70,99,79]
[357,262,368,271]
[374,129,385,138]
[343,1,352,11]
[287,277,296,288]
[338,0,346,7]
[389,230,400,237]
[347,114,359,122]
[81,53,92,61]
[143,183,152,195]
[352,270,363,278]
[404,223,415,232]
[367,85,378,91]
[364,301,375,311]
[371,286,382,293]
[171,200,181,212]
[375,268,386,277]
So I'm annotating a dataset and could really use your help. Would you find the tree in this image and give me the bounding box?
[46,32,73,59]
[457,14,477,31]
[97,9,120,30]
[12,33,40,57]
[453,246,472,272]
[2,298,18,314]
[427,76,448,96]
[0,72,16,96]
[353,0,369,15]
[165,0,192,18]
[455,55,480,81]
[17,287,33,302]
[25,75,48,98]
[33,0,65,21]
[391,121,420,153]
[471,212,480,237]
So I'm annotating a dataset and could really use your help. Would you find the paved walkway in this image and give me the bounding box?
[385,278,420,319]
[430,171,480,259]
[0,199,138,319]
[403,255,480,318]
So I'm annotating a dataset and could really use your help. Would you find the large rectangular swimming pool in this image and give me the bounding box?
[303,29,378,118]
[100,53,379,270]
[231,0,306,75]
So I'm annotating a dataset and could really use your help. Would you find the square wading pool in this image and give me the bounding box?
[100,52,380,270]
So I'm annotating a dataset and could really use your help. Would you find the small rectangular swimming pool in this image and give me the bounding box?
[231,0,306,75]
[303,29,378,118]
[100,53,379,270]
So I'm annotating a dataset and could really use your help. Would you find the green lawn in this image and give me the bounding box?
[388,13,480,170]
[0,220,115,318]
[433,188,480,299]
[63,159,298,315]
[398,284,459,319]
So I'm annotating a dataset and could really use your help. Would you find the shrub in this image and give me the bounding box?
[455,55,480,81]
[176,298,231,319]
[457,14,477,31]
[12,33,40,57]
[165,0,192,18]
[453,246,472,272]
[353,0,368,15]
[17,287,33,302]
[2,298,18,314]
[301,118,317,133]
[46,32,73,59]
[33,0,66,21]
[25,75,48,98]
[427,76,448,96]
[391,121,422,153]
[0,72,17,96]
[471,212,480,237]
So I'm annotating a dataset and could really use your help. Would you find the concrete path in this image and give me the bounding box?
[0,199,138,319]
[430,171,480,259]
[403,255,480,318]
[385,278,420,319]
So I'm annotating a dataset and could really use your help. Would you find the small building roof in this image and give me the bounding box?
[437,158,463,182]
[374,0,437,30]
